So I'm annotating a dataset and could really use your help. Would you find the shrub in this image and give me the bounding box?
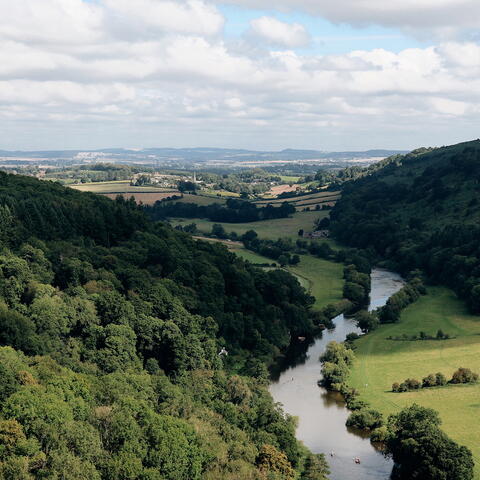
[435,372,447,386]
[450,368,479,384]
[405,378,421,390]
[422,374,437,388]
[346,409,383,431]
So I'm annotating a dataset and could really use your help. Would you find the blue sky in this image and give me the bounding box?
[219,4,426,54]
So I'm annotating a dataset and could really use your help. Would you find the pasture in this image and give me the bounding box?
[289,256,344,308]
[348,287,480,478]
[171,210,328,240]
[254,191,341,209]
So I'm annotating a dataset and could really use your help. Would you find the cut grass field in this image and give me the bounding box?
[348,287,480,478]
[289,256,344,308]
[254,190,341,206]
[70,181,175,193]
[171,210,328,240]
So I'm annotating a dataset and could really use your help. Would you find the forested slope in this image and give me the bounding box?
[330,140,480,312]
[0,172,326,479]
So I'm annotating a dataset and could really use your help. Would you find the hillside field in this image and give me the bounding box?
[348,287,480,478]
[171,210,328,240]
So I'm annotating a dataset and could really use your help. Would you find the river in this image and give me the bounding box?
[269,268,404,480]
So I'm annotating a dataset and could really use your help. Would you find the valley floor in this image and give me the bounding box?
[171,210,329,240]
[348,287,480,478]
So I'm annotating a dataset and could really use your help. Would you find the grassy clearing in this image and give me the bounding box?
[71,181,176,193]
[349,287,480,478]
[254,191,341,205]
[289,256,344,308]
[171,210,326,240]
[174,194,228,205]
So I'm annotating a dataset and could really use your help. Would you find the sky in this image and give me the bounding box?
[0,0,479,151]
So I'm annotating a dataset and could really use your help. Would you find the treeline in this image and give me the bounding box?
[0,172,147,246]
[330,140,480,314]
[392,367,478,392]
[355,277,426,333]
[145,198,296,223]
[0,171,323,479]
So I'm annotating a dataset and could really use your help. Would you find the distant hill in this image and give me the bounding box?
[0,146,408,166]
[330,139,480,312]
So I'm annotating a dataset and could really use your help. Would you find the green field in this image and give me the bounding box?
[71,181,176,194]
[171,211,327,240]
[254,191,341,205]
[349,287,480,477]
[289,256,344,308]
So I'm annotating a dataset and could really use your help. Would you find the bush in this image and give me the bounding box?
[422,374,437,388]
[450,368,479,384]
[370,426,388,443]
[435,372,447,386]
[346,409,383,431]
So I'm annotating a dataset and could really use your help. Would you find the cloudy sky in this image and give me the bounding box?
[1,0,479,151]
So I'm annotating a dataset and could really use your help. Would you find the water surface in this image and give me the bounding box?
[269,269,404,480]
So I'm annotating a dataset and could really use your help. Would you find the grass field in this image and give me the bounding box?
[349,287,480,477]
[72,182,229,206]
[171,210,327,240]
[254,191,341,206]
[289,256,344,308]
[70,181,176,193]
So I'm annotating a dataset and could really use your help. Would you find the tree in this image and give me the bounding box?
[301,454,329,480]
[256,444,296,480]
[450,368,479,384]
[346,409,383,430]
[211,224,227,239]
[386,404,474,480]
[278,255,288,267]
[289,255,300,266]
[298,229,304,237]
[355,310,379,333]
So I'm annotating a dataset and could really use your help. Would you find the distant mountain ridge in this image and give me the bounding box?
[0,146,408,163]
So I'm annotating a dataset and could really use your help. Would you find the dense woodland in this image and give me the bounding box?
[146,198,296,223]
[0,172,328,479]
[330,140,480,313]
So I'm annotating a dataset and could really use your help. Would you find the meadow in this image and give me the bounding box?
[171,210,327,239]
[71,182,229,205]
[348,287,480,477]
[289,256,344,308]
[254,190,341,205]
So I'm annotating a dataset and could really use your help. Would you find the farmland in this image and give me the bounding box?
[171,210,328,240]
[348,287,480,478]
[71,181,229,205]
[255,190,341,210]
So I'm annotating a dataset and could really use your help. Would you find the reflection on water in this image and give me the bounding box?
[269,269,404,480]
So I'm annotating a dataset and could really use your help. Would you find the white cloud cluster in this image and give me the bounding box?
[249,16,310,47]
[0,0,479,150]
[222,0,480,37]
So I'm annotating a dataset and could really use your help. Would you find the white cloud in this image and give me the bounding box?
[0,0,479,150]
[249,16,310,47]
[222,0,480,37]
[103,0,224,37]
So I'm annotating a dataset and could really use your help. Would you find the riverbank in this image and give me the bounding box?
[349,286,480,479]
[270,269,404,480]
